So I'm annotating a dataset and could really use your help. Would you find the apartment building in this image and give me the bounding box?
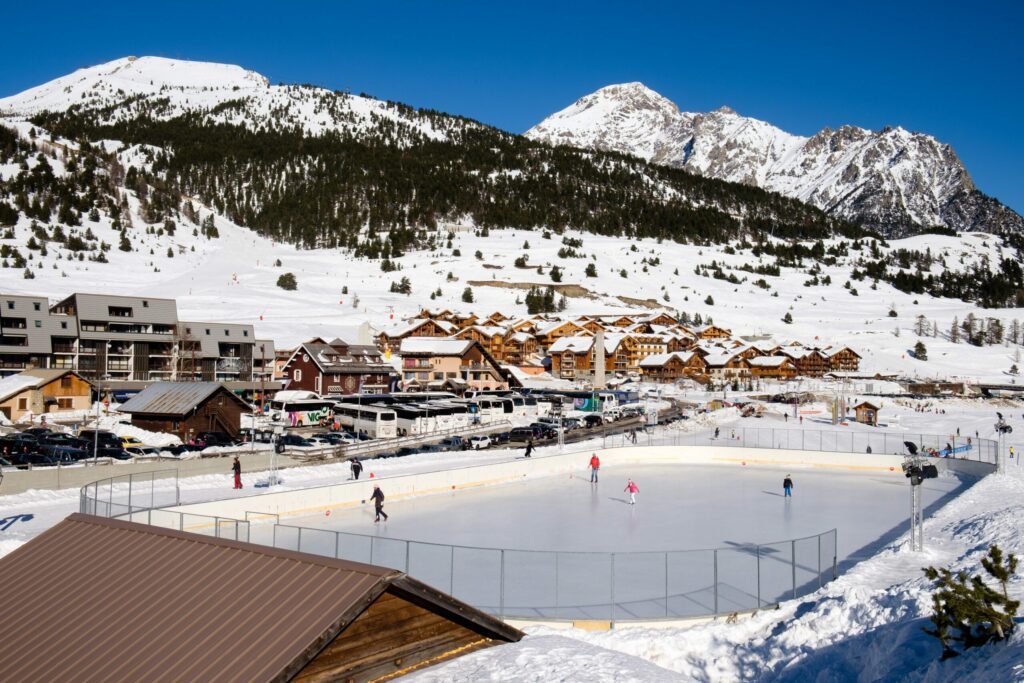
[0,292,272,383]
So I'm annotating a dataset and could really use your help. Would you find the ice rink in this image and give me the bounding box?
[291,463,969,569]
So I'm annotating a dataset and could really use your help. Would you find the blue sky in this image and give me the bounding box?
[2,1,1020,213]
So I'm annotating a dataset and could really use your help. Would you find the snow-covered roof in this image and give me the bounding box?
[747,356,793,368]
[638,351,696,367]
[0,369,88,403]
[400,337,474,355]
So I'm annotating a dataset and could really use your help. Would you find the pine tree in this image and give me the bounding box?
[461,287,473,303]
[550,265,562,282]
[782,312,793,324]
[950,317,960,343]
[704,295,714,306]
[585,263,597,277]
[276,272,298,290]
[914,341,927,360]
[914,314,928,336]
[923,545,1019,659]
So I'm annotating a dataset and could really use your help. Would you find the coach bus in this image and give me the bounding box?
[332,404,398,439]
[267,398,337,427]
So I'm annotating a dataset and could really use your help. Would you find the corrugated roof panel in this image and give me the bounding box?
[118,381,246,416]
[0,514,396,682]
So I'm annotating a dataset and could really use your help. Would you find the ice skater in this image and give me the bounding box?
[783,474,794,498]
[714,427,720,439]
[589,453,601,483]
[350,458,363,480]
[524,439,534,458]
[232,456,243,490]
[371,485,388,522]
[624,478,639,505]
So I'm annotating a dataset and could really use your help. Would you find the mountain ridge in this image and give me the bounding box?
[525,83,1023,237]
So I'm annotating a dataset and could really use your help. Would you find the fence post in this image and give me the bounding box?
[555,552,560,616]
[791,539,797,599]
[610,553,616,622]
[127,473,133,514]
[151,473,156,510]
[664,552,669,618]
[756,545,761,607]
[713,549,718,614]
[817,534,822,588]
[298,527,303,552]
[404,541,410,572]
[500,549,505,617]
[449,545,455,594]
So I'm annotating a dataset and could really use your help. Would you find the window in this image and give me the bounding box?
[243,331,249,337]
[17,398,27,410]
[142,300,149,308]
[224,330,229,337]
[108,306,133,318]
[185,327,191,335]
[294,369,302,382]
[57,398,73,409]
[60,377,72,388]
[33,302,40,311]
[5,301,12,310]
[60,321,68,329]
[34,320,41,328]
[205,329,210,336]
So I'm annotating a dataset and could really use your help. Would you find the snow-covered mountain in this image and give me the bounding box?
[526,83,1024,236]
[0,56,462,142]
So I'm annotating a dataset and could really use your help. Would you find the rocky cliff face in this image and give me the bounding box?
[526,83,1023,236]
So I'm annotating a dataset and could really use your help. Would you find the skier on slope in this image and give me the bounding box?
[783,474,794,498]
[589,453,601,483]
[624,478,639,505]
[371,485,388,523]
[350,458,363,480]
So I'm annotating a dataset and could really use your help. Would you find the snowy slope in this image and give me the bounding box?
[526,84,1023,236]
[0,56,457,142]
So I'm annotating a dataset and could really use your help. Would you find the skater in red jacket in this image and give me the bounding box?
[624,479,639,505]
[231,456,243,489]
[589,453,601,483]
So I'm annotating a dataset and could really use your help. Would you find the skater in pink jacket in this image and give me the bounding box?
[624,479,639,505]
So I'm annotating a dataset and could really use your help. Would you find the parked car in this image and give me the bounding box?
[469,435,491,450]
[491,431,511,444]
[563,417,583,432]
[120,436,146,449]
[583,414,604,428]
[438,436,465,449]
[78,430,122,449]
[39,445,88,461]
[195,432,236,448]
[508,427,537,443]
[278,434,316,448]
[125,446,162,457]
[166,443,204,457]
[10,452,59,468]
[22,427,53,438]
[95,446,132,460]
[529,423,558,439]
[39,434,90,450]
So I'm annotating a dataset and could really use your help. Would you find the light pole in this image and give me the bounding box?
[92,374,109,465]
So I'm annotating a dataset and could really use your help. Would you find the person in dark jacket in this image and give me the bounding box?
[371,485,388,522]
[783,474,794,498]
[350,458,363,480]
[524,439,534,458]
[232,456,242,489]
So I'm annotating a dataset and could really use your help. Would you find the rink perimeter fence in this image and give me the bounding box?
[79,428,996,622]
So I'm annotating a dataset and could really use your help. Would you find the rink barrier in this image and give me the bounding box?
[79,428,996,623]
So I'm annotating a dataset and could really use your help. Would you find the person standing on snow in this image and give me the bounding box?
[231,456,243,490]
[371,485,388,523]
[624,478,639,505]
[350,458,363,480]
[589,453,601,483]
[783,474,794,498]
[714,427,720,439]
[524,439,534,458]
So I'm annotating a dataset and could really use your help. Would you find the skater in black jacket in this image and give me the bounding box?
[783,474,794,498]
[350,458,363,480]
[371,485,388,522]
[524,439,534,458]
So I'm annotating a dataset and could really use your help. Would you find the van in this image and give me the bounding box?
[78,430,122,449]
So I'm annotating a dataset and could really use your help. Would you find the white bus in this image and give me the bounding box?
[332,404,398,439]
[391,405,432,436]
[268,398,337,427]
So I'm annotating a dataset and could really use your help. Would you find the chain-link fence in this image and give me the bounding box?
[268,523,837,620]
[600,427,997,464]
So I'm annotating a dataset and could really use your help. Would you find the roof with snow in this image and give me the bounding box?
[747,356,794,368]
[638,352,697,367]
[400,337,475,356]
[0,369,91,403]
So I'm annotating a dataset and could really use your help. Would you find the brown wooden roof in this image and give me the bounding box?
[0,514,519,682]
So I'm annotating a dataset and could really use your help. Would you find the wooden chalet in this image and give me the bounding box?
[782,348,831,377]
[535,320,590,349]
[283,339,396,395]
[0,369,93,422]
[117,382,250,441]
[747,355,799,379]
[639,351,707,383]
[643,312,679,327]
[376,318,457,353]
[0,514,521,683]
[454,325,510,361]
[703,352,751,381]
[825,346,862,372]
[694,325,733,340]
